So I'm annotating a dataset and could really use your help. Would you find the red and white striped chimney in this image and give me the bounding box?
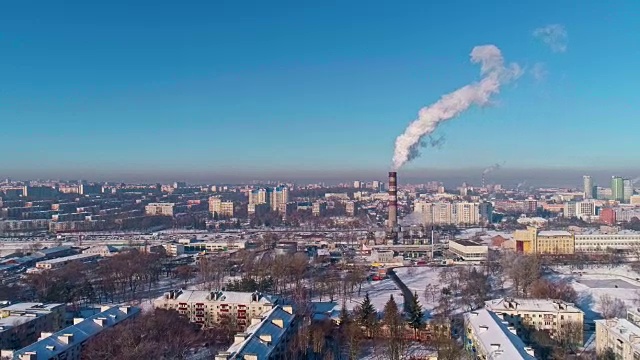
[388,171,398,228]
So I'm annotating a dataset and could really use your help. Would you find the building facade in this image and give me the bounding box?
[153,290,279,330]
[584,175,593,199]
[484,298,584,344]
[612,177,625,202]
[145,203,175,217]
[449,240,488,261]
[514,227,575,255]
[595,317,640,360]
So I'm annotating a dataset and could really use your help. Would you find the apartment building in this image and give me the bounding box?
[153,290,279,330]
[0,303,65,352]
[346,201,358,216]
[595,317,640,360]
[7,306,139,360]
[312,202,327,216]
[144,203,175,217]
[270,186,289,212]
[485,298,584,343]
[209,197,235,218]
[463,309,536,360]
[413,201,492,226]
[215,305,297,360]
[514,227,575,255]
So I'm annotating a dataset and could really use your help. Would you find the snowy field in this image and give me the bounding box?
[394,267,442,317]
[313,277,405,314]
[550,265,640,320]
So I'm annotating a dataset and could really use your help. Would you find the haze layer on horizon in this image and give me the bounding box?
[3,167,638,189]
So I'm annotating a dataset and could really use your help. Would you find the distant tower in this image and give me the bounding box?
[612,176,624,202]
[388,172,398,229]
[583,175,593,199]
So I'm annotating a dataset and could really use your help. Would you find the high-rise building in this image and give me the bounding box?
[583,175,593,199]
[249,188,272,206]
[270,186,289,212]
[346,201,358,216]
[209,196,234,218]
[353,180,361,189]
[612,176,625,202]
[624,179,633,203]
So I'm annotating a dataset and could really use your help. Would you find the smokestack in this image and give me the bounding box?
[388,172,398,229]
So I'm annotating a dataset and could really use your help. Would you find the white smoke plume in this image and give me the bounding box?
[483,162,505,175]
[392,45,522,170]
[631,177,640,185]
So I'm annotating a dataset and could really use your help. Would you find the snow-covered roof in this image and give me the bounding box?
[218,305,296,359]
[485,298,583,314]
[464,309,536,359]
[160,290,278,305]
[11,306,140,360]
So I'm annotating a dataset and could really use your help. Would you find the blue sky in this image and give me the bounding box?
[1,0,640,180]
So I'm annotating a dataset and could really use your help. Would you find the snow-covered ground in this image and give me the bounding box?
[312,276,404,315]
[394,267,442,316]
[550,265,640,321]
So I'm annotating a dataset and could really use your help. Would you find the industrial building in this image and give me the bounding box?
[448,239,488,261]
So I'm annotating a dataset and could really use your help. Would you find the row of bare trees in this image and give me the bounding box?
[23,249,168,306]
[82,308,231,360]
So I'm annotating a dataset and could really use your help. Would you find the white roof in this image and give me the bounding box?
[485,298,583,314]
[221,305,296,359]
[464,309,536,359]
[11,306,140,360]
[0,302,63,313]
[159,290,278,305]
[36,253,98,265]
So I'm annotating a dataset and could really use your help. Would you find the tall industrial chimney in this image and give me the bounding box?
[388,171,398,229]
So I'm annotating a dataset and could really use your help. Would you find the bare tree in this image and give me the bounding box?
[599,294,627,319]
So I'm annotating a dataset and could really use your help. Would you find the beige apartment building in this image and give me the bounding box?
[209,197,235,218]
[145,202,175,216]
[485,298,584,344]
[595,317,640,360]
[153,290,279,330]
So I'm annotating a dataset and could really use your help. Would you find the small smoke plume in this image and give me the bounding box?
[482,162,505,175]
[533,24,568,53]
[392,45,521,169]
[631,177,640,185]
[516,181,527,189]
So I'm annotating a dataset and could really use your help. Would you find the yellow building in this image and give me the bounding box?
[514,227,575,255]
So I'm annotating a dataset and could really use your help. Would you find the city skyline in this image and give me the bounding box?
[2,1,640,177]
